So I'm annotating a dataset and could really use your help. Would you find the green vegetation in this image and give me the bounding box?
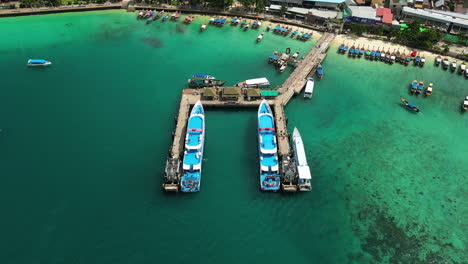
[391,21,444,49]
[279,4,287,17]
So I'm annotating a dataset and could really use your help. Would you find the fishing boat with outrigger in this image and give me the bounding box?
[426,83,433,96]
[462,96,468,111]
[416,81,424,95]
[236,77,270,88]
[200,23,207,32]
[257,100,281,191]
[292,127,312,191]
[27,59,51,67]
[435,56,442,66]
[410,80,418,94]
[304,77,314,98]
[316,64,324,80]
[400,96,420,112]
[180,100,205,192]
[256,33,264,43]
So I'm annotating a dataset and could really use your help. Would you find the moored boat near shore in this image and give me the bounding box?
[450,61,457,72]
[316,64,324,80]
[400,96,420,112]
[188,79,226,88]
[170,12,180,21]
[304,77,314,98]
[463,96,468,111]
[410,80,418,94]
[442,58,449,69]
[426,83,433,96]
[200,23,206,32]
[292,127,312,191]
[459,62,466,74]
[235,77,270,88]
[27,59,51,66]
[435,56,442,66]
[416,81,424,95]
[180,100,205,192]
[256,33,264,42]
[257,100,280,191]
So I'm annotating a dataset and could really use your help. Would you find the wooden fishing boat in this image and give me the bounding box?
[416,81,424,95]
[450,61,457,72]
[162,15,169,21]
[257,33,264,43]
[459,62,466,74]
[420,56,426,67]
[188,79,226,88]
[170,12,180,21]
[183,16,195,24]
[435,56,442,66]
[426,83,433,96]
[400,96,420,112]
[442,58,449,69]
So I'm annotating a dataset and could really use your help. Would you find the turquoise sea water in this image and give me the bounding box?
[0,10,466,264]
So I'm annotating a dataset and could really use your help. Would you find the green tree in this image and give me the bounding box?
[255,0,265,13]
[240,0,254,9]
[279,4,287,17]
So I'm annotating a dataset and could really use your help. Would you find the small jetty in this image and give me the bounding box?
[163,33,335,192]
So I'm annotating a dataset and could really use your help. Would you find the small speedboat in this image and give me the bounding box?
[400,96,420,112]
[410,80,418,94]
[426,83,433,96]
[463,96,468,111]
[450,61,457,72]
[256,33,264,43]
[459,62,466,74]
[416,81,424,95]
[304,77,314,98]
[200,23,206,32]
[27,59,51,66]
[435,56,442,66]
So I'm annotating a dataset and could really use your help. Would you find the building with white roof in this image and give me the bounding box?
[401,7,468,33]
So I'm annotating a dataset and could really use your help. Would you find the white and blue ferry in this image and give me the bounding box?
[181,100,205,192]
[257,100,280,191]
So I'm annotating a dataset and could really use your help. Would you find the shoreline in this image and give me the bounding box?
[0,4,121,17]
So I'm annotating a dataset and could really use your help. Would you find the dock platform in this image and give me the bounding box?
[163,33,335,192]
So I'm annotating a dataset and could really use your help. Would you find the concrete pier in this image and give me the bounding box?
[163,33,335,192]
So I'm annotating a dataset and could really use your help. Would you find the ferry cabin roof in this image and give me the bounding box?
[297,166,312,180]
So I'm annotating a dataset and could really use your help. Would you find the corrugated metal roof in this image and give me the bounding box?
[402,7,468,28]
[309,9,339,19]
[348,6,377,20]
[303,0,346,4]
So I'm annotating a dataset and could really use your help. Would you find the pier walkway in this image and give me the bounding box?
[163,33,335,192]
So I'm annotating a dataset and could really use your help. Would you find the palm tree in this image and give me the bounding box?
[279,4,287,18]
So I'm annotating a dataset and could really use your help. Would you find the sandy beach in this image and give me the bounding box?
[333,34,441,59]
